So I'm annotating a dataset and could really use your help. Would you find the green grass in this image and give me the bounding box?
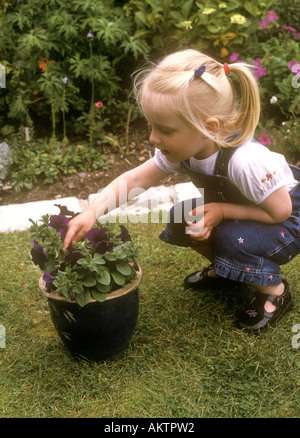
[0,223,299,418]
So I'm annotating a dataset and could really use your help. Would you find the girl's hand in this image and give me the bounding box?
[186,203,224,241]
[63,208,97,250]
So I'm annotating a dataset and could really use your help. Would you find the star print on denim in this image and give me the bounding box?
[245,266,251,272]
[238,237,244,243]
[280,230,286,238]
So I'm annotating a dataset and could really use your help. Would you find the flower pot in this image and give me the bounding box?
[39,266,142,362]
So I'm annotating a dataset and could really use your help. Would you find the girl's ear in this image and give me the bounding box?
[204,117,220,134]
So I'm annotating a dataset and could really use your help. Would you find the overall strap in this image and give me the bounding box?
[214,146,241,177]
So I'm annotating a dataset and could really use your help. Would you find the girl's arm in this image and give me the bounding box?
[63,159,168,249]
[187,186,292,241]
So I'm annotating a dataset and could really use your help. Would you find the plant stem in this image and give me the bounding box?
[89,39,95,147]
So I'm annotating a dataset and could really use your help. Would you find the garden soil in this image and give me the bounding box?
[0,125,189,206]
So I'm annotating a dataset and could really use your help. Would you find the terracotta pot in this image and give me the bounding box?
[39,267,142,362]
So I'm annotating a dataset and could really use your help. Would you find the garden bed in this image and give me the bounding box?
[0,126,189,206]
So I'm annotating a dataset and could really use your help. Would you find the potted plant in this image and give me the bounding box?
[29,204,142,362]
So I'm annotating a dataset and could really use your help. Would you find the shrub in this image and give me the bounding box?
[0,0,149,137]
[8,135,108,193]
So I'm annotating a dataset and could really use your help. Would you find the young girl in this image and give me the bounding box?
[63,49,300,334]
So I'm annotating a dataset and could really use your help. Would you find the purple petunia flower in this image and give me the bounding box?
[85,228,113,254]
[43,271,56,292]
[64,246,84,264]
[31,241,47,270]
[49,215,69,239]
[118,225,132,243]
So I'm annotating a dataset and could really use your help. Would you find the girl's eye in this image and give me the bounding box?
[159,127,173,135]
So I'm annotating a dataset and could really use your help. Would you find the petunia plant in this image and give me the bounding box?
[29,204,139,307]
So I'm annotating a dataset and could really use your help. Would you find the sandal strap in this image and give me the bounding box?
[265,280,289,307]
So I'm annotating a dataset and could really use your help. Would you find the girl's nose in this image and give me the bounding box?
[149,128,161,145]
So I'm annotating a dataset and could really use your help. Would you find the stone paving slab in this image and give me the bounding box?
[0,182,200,232]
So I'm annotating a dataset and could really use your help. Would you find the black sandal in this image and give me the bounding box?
[237,279,293,334]
[184,265,237,291]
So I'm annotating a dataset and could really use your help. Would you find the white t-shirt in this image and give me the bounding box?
[153,140,298,204]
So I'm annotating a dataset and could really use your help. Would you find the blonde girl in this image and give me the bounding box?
[64,49,300,333]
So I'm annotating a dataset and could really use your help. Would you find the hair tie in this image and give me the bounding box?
[223,63,230,75]
[194,65,206,77]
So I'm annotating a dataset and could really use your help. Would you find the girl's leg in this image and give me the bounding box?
[212,219,298,331]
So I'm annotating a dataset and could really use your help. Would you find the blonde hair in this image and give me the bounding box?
[133,49,260,148]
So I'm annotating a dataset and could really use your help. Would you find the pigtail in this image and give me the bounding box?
[222,62,260,147]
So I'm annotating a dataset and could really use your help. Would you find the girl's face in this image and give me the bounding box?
[146,108,219,162]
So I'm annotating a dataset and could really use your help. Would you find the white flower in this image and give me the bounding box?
[202,8,216,15]
[219,3,227,8]
[270,96,278,104]
[180,20,193,29]
[230,14,247,24]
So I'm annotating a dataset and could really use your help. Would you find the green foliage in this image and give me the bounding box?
[232,7,300,123]
[126,0,269,56]
[0,0,299,179]
[0,0,147,136]
[269,119,300,165]
[8,135,108,193]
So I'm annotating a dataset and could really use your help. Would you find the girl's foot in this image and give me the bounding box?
[184,265,237,290]
[237,279,293,334]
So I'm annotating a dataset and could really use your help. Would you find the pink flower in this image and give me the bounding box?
[288,60,298,70]
[288,61,300,77]
[259,18,269,29]
[258,133,271,145]
[283,25,296,32]
[267,12,277,21]
[253,66,267,79]
[230,52,239,62]
[95,101,103,108]
[253,59,266,79]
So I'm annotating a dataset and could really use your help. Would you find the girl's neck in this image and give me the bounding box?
[193,140,219,160]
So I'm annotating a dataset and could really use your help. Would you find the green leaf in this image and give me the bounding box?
[76,290,91,307]
[104,252,117,262]
[91,289,107,302]
[76,258,89,266]
[72,283,84,295]
[244,1,258,16]
[96,283,111,293]
[116,262,131,276]
[95,269,111,285]
[81,276,97,287]
[111,271,125,286]
[93,253,105,264]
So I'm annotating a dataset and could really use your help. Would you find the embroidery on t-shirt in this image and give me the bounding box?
[260,170,277,185]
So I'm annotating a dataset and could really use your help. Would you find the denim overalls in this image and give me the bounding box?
[159,145,300,286]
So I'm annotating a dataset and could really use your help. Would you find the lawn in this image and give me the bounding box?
[0,222,299,418]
